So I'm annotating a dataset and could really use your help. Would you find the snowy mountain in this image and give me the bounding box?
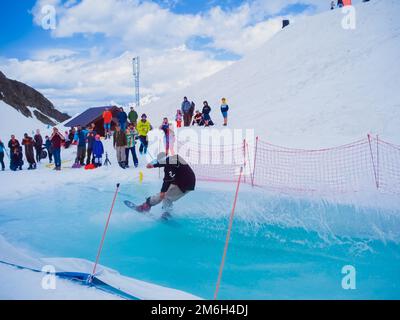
[143,0,400,148]
[0,71,70,127]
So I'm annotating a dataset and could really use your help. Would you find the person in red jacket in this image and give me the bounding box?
[102,108,113,139]
[50,127,65,171]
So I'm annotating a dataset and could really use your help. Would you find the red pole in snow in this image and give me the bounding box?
[214,167,243,300]
[89,183,120,282]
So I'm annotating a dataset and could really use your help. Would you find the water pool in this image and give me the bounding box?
[0,181,399,299]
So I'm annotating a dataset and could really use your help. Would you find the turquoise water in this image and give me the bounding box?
[0,181,399,299]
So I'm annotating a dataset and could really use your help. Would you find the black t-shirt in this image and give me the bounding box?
[154,155,196,193]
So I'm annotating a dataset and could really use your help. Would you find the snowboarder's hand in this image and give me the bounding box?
[159,192,166,199]
[146,163,154,169]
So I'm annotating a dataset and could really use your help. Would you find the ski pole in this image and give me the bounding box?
[89,183,120,283]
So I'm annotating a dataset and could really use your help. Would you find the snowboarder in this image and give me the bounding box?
[118,107,128,131]
[92,134,104,168]
[102,108,113,139]
[128,107,138,126]
[220,98,229,126]
[44,135,53,164]
[8,135,20,154]
[0,139,5,171]
[136,152,196,219]
[136,114,152,154]
[175,110,183,128]
[22,133,37,170]
[202,101,213,127]
[113,125,127,169]
[10,147,23,171]
[125,125,139,168]
[181,97,192,127]
[50,127,65,171]
[34,129,43,163]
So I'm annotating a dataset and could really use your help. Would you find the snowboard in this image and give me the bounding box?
[123,200,173,222]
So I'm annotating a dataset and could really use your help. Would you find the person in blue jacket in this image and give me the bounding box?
[220,98,229,126]
[0,139,6,171]
[44,136,53,164]
[73,126,87,166]
[118,107,128,131]
[92,134,104,167]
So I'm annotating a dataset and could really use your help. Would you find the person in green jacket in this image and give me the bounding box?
[128,107,138,126]
[125,125,139,168]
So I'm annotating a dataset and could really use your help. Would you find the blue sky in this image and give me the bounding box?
[0,0,326,112]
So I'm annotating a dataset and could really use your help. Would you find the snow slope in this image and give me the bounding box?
[0,101,48,139]
[144,0,400,147]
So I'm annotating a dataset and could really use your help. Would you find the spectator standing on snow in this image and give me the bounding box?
[220,98,230,126]
[128,107,138,126]
[125,125,139,168]
[0,139,5,171]
[86,127,97,165]
[8,135,20,154]
[331,1,335,9]
[118,107,128,131]
[34,129,43,163]
[113,125,127,169]
[160,118,175,156]
[137,114,152,154]
[44,135,53,164]
[10,147,23,171]
[50,127,65,171]
[92,134,104,168]
[202,101,213,127]
[181,97,192,127]
[22,133,37,170]
[175,110,183,128]
[102,108,113,139]
[337,0,343,7]
[64,131,71,149]
[74,125,87,166]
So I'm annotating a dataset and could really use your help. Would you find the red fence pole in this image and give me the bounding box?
[214,167,243,300]
[376,134,380,189]
[90,183,120,282]
[252,136,259,187]
[367,134,379,189]
[243,139,247,184]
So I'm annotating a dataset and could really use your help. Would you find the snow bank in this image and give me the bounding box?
[0,236,200,300]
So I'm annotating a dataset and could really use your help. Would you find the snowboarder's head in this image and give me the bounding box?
[183,96,188,101]
[36,129,40,134]
[221,98,226,103]
[203,101,208,106]
[11,135,15,140]
[95,134,101,141]
[157,151,167,164]
[24,133,28,138]
[141,114,147,122]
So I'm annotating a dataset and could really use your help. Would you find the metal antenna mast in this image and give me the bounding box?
[132,57,140,108]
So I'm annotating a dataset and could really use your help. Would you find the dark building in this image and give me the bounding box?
[64,106,120,136]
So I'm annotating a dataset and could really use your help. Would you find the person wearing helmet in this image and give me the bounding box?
[136,152,196,219]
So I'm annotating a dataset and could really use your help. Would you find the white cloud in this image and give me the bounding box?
[5,0,333,114]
